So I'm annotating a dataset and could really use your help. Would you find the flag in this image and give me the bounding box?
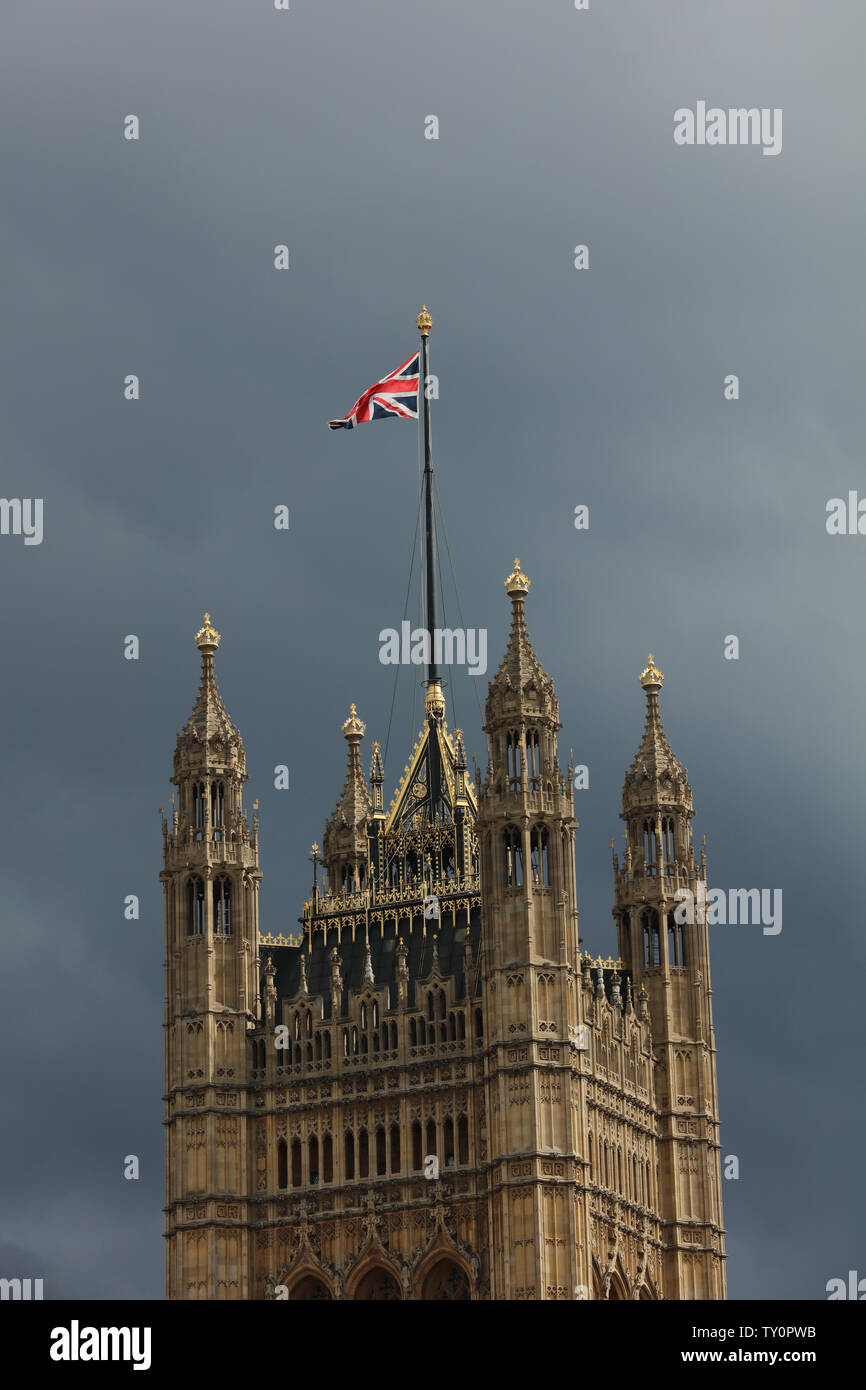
[328,351,420,430]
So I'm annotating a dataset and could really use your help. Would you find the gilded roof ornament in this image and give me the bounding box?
[195,612,221,650]
[416,304,432,336]
[342,703,366,738]
[504,557,531,598]
[639,653,664,690]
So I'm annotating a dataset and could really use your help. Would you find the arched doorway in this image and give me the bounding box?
[289,1274,332,1300]
[353,1266,400,1300]
[420,1259,470,1300]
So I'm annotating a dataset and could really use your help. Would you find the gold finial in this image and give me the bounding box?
[309,842,319,859]
[639,653,664,690]
[195,612,221,651]
[342,703,366,738]
[416,305,432,336]
[425,682,446,718]
[504,557,531,598]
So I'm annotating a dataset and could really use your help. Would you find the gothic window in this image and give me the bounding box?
[306,1042,312,1063]
[294,1013,301,1040]
[426,992,434,1022]
[506,731,522,788]
[641,909,660,967]
[643,818,657,872]
[438,991,446,1020]
[372,1031,379,1054]
[412,1122,422,1171]
[360,1003,367,1030]
[390,1123,401,1173]
[421,1259,470,1301]
[277,1138,288,1190]
[187,876,205,935]
[457,1114,469,1165]
[372,1001,379,1028]
[352,1026,358,1055]
[448,1012,456,1041]
[525,729,540,788]
[588,1132,593,1182]
[211,781,225,840]
[418,1018,426,1045]
[213,876,231,935]
[309,1135,319,1186]
[443,1117,455,1168]
[343,1029,350,1058]
[305,1011,312,1037]
[440,1022,447,1045]
[376,1127,387,1177]
[325,1032,332,1060]
[667,912,679,966]
[344,1130,355,1181]
[530,826,549,886]
[390,1021,397,1050]
[662,816,675,872]
[291,1139,302,1188]
[678,923,686,966]
[322,1133,333,1184]
[410,1018,417,1047]
[475,1008,483,1039]
[425,1119,436,1162]
[315,1033,322,1061]
[503,826,523,886]
[457,1012,465,1041]
[358,1129,369,1179]
[192,782,206,838]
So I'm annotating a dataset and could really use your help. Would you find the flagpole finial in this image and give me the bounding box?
[417,305,432,336]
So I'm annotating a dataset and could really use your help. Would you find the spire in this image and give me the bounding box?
[182,614,241,747]
[486,560,559,727]
[323,704,372,881]
[623,655,692,813]
[362,944,375,986]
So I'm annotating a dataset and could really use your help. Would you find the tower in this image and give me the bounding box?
[161,615,262,1299]
[476,560,587,1299]
[612,656,726,1298]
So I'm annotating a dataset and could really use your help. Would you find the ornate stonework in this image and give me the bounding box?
[163,589,726,1299]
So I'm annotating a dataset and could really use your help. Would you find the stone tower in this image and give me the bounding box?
[476,559,587,1299]
[161,585,726,1299]
[612,656,726,1298]
[162,614,262,1299]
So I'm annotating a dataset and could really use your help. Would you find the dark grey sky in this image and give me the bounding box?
[1,0,863,1299]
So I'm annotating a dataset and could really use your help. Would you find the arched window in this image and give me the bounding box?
[344,1131,354,1181]
[410,1018,417,1046]
[444,1117,455,1168]
[211,781,225,839]
[315,1033,322,1061]
[438,992,446,1020]
[305,1011,312,1037]
[641,909,660,967]
[475,1008,483,1039]
[506,731,522,788]
[187,876,205,935]
[503,826,523,886]
[427,992,434,1022]
[291,1139,302,1188]
[530,825,549,886]
[457,1114,469,1165]
[412,1122,422,1171]
[372,1001,379,1028]
[643,818,657,872]
[390,1021,397,1050]
[358,1129,369,1179]
[376,1127,387,1177]
[588,1132,593,1182]
[425,1119,436,1162]
[277,1138,288,1190]
[322,1133,333,1184]
[213,876,231,935]
[360,1003,367,1030]
[309,1135,319,1186]
[662,816,675,871]
[525,729,540,788]
[448,1012,456,1040]
[457,1012,466,1041]
[192,782,206,838]
[390,1123,401,1173]
[325,1031,331,1060]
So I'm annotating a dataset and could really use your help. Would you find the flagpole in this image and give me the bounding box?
[417,304,444,816]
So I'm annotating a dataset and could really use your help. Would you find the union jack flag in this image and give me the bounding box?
[328,350,420,430]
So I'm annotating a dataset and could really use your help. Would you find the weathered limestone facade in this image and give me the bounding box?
[162,572,726,1300]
